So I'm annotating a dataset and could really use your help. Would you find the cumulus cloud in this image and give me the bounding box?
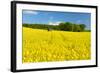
[48,21,62,25]
[23,10,38,15]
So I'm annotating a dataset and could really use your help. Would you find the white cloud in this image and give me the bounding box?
[48,21,62,25]
[23,11,38,15]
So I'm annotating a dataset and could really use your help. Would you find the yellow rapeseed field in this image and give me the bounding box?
[22,27,91,63]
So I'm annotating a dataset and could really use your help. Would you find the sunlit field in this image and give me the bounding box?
[22,27,91,63]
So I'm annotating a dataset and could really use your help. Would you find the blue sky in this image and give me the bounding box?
[22,10,91,29]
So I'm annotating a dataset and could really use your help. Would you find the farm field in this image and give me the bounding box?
[22,27,91,63]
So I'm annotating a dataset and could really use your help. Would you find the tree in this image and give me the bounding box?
[59,23,66,31]
[59,22,72,31]
[79,24,86,31]
[72,24,82,32]
[23,22,86,32]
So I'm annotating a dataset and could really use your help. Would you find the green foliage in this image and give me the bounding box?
[23,22,87,32]
[79,24,86,31]
[23,24,60,30]
[59,22,86,32]
[59,22,72,31]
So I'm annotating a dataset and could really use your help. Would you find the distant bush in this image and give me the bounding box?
[59,22,86,32]
[23,22,89,32]
[23,24,60,30]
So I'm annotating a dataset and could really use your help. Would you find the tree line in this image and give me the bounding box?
[23,22,90,32]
